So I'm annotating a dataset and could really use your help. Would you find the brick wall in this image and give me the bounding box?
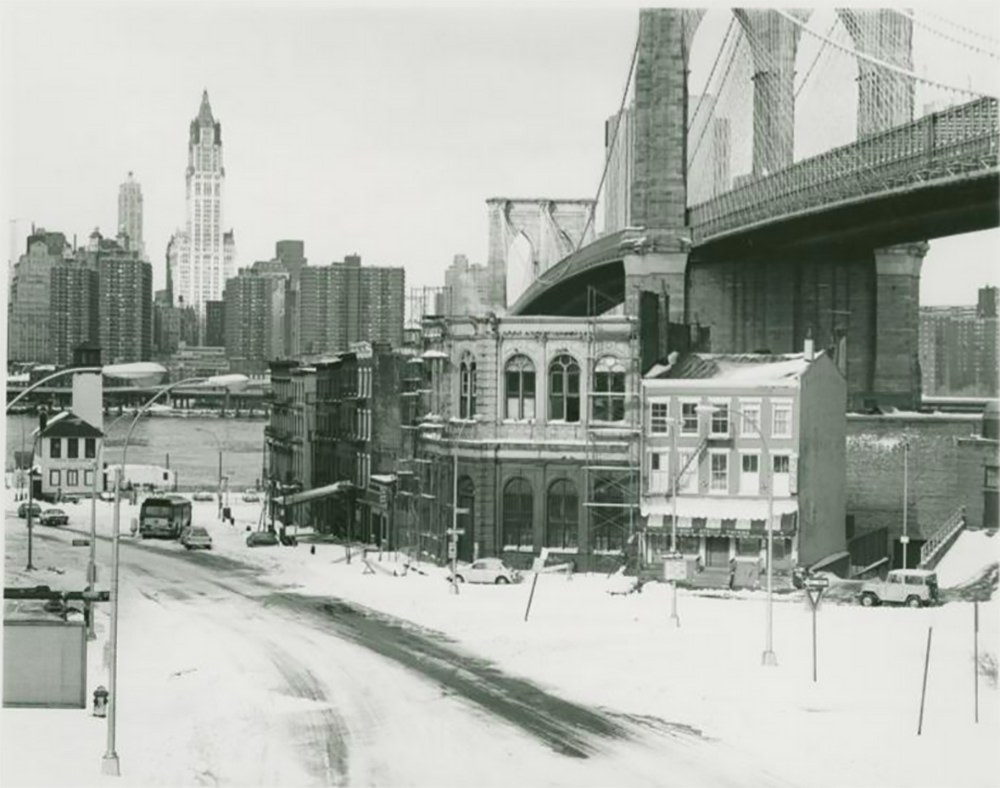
[846,414,983,537]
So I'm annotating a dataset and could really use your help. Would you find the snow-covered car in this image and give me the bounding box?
[17,502,42,519]
[859,569,939,608]
[450,558,522,585]
[246,530,279,548]
[241,489,260,502]
[192,491,215,502]
[38,508,69,526]
[180,526,213,550]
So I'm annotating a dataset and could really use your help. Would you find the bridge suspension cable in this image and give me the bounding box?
[893,9,1000,60]
[916,7,1000,46]
[794,17,840,98]
[574,23,640,256]
[776,8,996,99]
[689,16,736,134]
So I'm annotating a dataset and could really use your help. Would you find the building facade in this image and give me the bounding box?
[95,232,153,363]
[169,91,236,333]
[223,269,287,370]
[641,349,847,585]
[7,229,70,363]
[205,300,226,347]
[117,171,145,260]
[298,256,405,355]
[443,254,491,317]
[35,412,104,500]
[50,259,100,367]
[918,287,1000,397]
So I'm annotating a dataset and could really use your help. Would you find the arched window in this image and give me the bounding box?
[504,355,536,420]
[591,477,627,552]
[546,479,578,549]
[548,354,580,422]
[502,477,533,549]
[459,354,477,419]
[592,357,626,422]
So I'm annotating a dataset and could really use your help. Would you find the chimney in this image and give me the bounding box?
[804,330,815,361]
[38,405,48,433]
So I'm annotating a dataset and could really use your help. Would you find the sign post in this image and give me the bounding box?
[804,575,830,683]
[446,527,465,595]
[663,553,686,628]
[523,548,550,622]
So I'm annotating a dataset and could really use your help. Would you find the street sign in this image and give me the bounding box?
[447,542,456,559]
[71,539,90,547]
[900,535,910,544]
[663,556,687,582]
[804,576,829,609]
[446,528,465,537]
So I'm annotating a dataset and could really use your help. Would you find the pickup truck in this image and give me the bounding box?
[859,569,939,608]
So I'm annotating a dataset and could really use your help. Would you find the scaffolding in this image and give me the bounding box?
[583,286,642,571]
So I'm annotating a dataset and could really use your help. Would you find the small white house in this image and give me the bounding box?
[35,411,104,500]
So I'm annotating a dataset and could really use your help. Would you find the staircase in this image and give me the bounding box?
[919,506,967,570]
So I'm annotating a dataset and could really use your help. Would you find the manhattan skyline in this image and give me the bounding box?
[2,2,998,306]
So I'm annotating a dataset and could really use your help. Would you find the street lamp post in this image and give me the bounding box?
[448,419,475,595]
[6,362,167,414]
[24,432,41,571]
[901,439,910,570]
[669,415,680,627]
[102,374,247,777]
[698,403,777,667]
[193,426,225,519]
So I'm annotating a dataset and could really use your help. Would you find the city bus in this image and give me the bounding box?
[139,495,193,539]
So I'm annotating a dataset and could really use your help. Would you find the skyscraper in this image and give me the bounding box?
[223,269,288,370]
[93,230,153,363]
[168,90,236,338]
[7,228,70,363]
[117,171,145,259]
[298,256,405,355]
[50,258,100,367]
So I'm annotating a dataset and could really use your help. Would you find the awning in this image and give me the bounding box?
[277,481,355,507]
[641,496,797,520]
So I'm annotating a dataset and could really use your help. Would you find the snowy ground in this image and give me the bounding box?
[3,495,1000,787]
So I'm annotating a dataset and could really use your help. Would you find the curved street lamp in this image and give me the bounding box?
[7,362,166,413]
[102,373,248,777]
[192,425,226,518]
[697,403,777,667]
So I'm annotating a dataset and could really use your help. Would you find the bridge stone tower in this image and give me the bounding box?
[486,198,596,311]
[621,8,703,323]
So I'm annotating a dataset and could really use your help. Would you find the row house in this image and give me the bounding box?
[309,344,404,542]
[264,359,316,527]
[640,345,847,585]
[35,411,105,501]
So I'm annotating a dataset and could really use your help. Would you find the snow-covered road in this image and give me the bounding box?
[18,524,790,787]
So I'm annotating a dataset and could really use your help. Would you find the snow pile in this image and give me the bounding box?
[936,530,1000,588]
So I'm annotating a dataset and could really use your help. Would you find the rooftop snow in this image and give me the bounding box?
[645,352,815,384]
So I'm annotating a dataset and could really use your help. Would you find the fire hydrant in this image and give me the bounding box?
[92,686,109,718]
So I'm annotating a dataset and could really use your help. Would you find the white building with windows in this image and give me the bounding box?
[641,347,847,586]
[168,91,236,331]
[34,412,104,500]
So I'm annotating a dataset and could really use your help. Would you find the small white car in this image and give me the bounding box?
[450,558,522,585]
[241,488,260,502]
[180,526,213,550]
[859,569,939,608]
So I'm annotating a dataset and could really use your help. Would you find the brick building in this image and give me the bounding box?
[94,232,153,363]
[7,229,70,363]
[641,348,847,585]
[223,269,288,371]
[50,260,100,367]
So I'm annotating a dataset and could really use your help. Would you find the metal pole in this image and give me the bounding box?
[102,465,122,776]
[902,441,908,570]
[812,601,818,682]
[87,456,99,640]
[762,430,777,667]
[6,366,102,414]
[25,440,36,571]
[974,601,979,724]
[669,416,680,627]
[917,626,933,735]
[451,448,459,595]
[217,449,223,519]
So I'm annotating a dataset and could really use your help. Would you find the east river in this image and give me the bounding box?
[5,413,267,491]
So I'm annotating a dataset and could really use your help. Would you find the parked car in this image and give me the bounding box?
[246,530,279,548]
[39,508,69,526]
[242,488,260,502]
[17,502,42,519]
[192,491,215,502]
[859,569,940,608]
[450,558,522,585]
[180,526,213,550]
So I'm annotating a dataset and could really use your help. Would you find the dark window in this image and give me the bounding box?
[681,402,698,434]
[502,478,533,549]
[67,469,79,486]
[504,356,535,420]
[548,355,581,423]
[459,357,477,419]
[545,479,578,549]
[84,438,96,459]
[985,466,998,490]
[67,438,79,459]
[677,535,700,554]
[592,357,626,422]
[49,438,61,459]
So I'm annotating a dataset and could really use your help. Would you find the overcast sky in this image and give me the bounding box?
[1,1,997,305]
